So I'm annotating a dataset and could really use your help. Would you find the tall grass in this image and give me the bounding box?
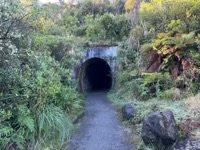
[35,104,73,149]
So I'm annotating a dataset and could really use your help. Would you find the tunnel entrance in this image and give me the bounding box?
[78,58,112,92]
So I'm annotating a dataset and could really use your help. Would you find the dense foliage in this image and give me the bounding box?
[113,0,200,149]
[1,0,200,149]
[0,0,84,149]
[118,0,200,99]
[0,0,132,149]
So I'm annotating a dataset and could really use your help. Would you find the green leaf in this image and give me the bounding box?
[0,125,13,137]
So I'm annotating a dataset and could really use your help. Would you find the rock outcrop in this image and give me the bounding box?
[141,110,177,145]
[122,103,135,120]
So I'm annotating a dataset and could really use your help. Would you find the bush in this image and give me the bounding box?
[140,0,200,33]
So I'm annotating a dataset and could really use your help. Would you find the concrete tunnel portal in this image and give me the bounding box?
[78,57,112,92]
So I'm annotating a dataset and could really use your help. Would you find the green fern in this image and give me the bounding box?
[0,137,10,149]
[0,125,13,137]
[0,110,12,121]
[142,72,170,85]
[0,110,14,149]
[17,105,35,132]
[18,116,35,132]
[11,133,25,150]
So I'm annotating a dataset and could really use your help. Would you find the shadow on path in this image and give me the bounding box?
[67,92,135,150]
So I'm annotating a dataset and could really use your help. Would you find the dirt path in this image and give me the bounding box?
[67,92,134,150]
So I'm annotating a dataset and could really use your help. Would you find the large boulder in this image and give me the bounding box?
[141,110,177,145]
[122,103,135,120]
[173,138,200,150]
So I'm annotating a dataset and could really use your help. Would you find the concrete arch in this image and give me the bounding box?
[78,57,112,92]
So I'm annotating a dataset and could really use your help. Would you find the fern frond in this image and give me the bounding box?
[18,116,35,132]
[11,133,25,150]
[0,125,13,137]
[17,104,35,132]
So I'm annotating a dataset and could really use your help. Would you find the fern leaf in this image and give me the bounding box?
[0,125,13,137]
[17,105,35,132]
[21,116,35,132]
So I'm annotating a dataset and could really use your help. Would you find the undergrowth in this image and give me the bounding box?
[109,87,200,149]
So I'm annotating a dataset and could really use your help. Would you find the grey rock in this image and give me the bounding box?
[141,110,177,145]
[122,103,135,120]
[149,85,156,93]
[173,138,200,150]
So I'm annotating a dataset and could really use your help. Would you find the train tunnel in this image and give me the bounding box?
[78,57,112,92]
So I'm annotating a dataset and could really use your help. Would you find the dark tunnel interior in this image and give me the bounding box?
[85,58,112,91]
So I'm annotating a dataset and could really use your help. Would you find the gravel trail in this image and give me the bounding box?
[67,92,134,150]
